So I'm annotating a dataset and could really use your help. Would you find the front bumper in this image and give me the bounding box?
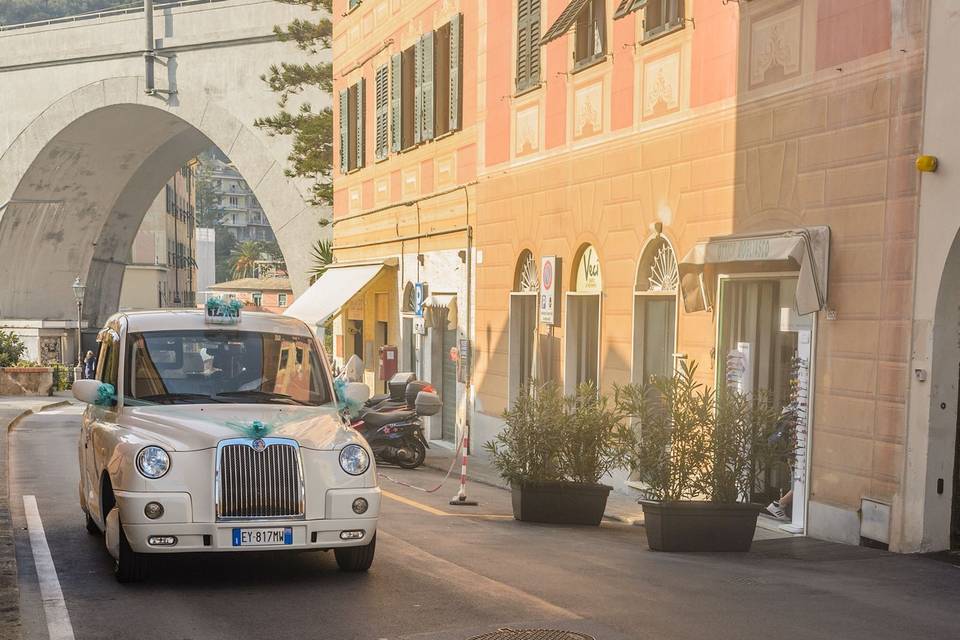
[115,487,380,554]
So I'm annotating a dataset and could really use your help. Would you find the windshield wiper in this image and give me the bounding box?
[138,393,221,405]
[212,390,313,406]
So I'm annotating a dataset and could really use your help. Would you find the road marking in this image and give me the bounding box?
[23,495,76,640]
[379,530,581,621]
[381,490,513,519]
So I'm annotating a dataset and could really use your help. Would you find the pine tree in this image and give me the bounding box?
[254,0,333,208]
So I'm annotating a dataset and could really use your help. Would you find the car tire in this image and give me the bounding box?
[334,533,376,572]
[396,440,426,469]
[113,518,147,583]
[84,511,100,535]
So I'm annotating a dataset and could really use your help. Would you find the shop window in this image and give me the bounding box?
[516,0,542,92]
[717,276,812,531]
[508,251,539,406]
[632,237,678,383]
[565,244,602,394]
[338,78,366,173]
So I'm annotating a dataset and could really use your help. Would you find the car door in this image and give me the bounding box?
[81,329,120,522]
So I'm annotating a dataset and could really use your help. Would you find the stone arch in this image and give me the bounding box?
[0,77,319,326]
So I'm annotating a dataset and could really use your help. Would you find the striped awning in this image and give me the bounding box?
[540,0,589,45]
[614,0,647,20]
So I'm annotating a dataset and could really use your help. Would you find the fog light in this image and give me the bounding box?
[340,530,365,540]
[144,501,164,520]
[147,535,177,546]
[352,497,368,514]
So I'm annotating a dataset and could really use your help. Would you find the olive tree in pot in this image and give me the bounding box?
[617,361,793,551]
[485,383,632,525]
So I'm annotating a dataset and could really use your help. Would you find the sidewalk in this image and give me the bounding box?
[0,395,73,640]
[422,443,792,539]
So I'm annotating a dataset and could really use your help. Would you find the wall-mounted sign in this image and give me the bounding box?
[413,316,427,335]
[539,256,561,325]
[413,282,427,317]
[575,245,602,293]
[457,338,470,383]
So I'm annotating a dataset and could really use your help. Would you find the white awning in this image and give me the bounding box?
[283,263,386,329]
[678,226,830,315]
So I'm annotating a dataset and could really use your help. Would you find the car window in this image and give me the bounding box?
[124,329,332,406]
[96,331,120,388]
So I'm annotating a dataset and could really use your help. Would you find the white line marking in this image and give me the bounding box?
[23,495,76,640]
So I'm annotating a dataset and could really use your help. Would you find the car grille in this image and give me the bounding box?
[216,440,304,520]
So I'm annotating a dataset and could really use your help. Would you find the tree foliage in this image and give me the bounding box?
[309,238,333,281]
[229,241,264,280]
[0,1,132,26]
[255,0,333,207]
[0,331,26,367]
[215,231,238,283]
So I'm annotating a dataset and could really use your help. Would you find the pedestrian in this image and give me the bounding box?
[83,350,96,379]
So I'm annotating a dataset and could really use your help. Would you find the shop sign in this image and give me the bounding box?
[539,256,561,325]
[575,246,602,293]
[457,338,470,383]
[413,316,427,335]
[413,282,427,317]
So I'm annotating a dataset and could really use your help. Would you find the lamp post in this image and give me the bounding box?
[72,276,86,378]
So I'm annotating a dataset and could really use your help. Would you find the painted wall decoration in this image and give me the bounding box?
[643,51,681,120]
[574,81,603,140]
[749,4,803,87]
[515,103,540,156]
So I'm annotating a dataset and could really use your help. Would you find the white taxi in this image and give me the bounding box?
[73,306,380,582]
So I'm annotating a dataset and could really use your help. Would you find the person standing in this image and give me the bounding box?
[82,350,96,379]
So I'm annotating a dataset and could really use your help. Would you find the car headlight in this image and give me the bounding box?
[339,444,370,476]
[136,446,170,479]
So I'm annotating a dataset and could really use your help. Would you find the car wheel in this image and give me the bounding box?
[113,518,146,583]
[396,440,426,469]
[334,533,376,572]
[84,511,100,535]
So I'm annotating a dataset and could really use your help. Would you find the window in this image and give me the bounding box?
[642,0,684,41]
[96,329,120,395]
[516,0,542,92]
[509,251,540,405]
[229,196,238,207]
[338,78,366,173]
[252,292,263,307]
[390,14,463,152]
[632,238,678,384]
[540,0,605,68]
[278,293,288,307]
[564,245,602,394]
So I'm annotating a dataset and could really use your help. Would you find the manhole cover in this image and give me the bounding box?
[467,630,594,640]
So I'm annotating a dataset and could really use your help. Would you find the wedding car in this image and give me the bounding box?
[73,306,381,582]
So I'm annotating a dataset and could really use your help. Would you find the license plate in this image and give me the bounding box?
[232,527,293,547]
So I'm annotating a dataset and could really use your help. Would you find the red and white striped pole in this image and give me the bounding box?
[449,428,477,506]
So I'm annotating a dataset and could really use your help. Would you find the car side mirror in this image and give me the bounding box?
[415,391,442,417]
[73,379,114,406]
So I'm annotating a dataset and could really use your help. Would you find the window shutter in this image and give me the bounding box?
[421,32,435,141]
[529,0,541,85]
[375,64,389,161]
[355,78,365,169]
[339,88,349,174]
[390,54,402,152]
[516,0,529,90]
[414,37,423,145]
[449,13,463,132]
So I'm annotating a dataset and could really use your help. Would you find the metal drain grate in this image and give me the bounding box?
[467,630,595,640]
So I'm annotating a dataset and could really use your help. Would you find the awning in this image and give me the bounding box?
[613,0,646,20]
[678,226,830,315]
[541,0,589,46]
[423,293,458,330]
[283,262,387,329]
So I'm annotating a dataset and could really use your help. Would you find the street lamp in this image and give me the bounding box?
[72,276,86,375]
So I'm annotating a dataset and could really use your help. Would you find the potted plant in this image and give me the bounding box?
[617,361,793,551]
[485,383,632,525]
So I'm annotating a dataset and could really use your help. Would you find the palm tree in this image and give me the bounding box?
[309,239,333,283]
[229,241,262,279]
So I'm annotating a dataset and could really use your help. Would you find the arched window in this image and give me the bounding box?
[566,244,602,393]
[508,251,539,406]
[633,236,678,383]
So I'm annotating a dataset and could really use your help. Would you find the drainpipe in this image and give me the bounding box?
[144,0,155,94]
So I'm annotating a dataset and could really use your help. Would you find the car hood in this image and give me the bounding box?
[117,404,357,452]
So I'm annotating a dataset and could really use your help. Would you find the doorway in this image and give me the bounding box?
[441,324,458,443]
[565,293,601,393]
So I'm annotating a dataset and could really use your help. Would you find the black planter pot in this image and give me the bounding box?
[511,481,612,525]
[640,500,763,552]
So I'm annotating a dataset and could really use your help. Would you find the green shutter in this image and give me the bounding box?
[449,13,463,132]
[390,54,402,153]
[516,0,529,90]
[339,88,349,174]
[375,64,389,161]
[529,0,541,85]
[421,32,435,141]
[355,78,365,169]
[413,37,423,145]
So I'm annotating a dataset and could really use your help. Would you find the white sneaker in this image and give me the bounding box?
[766,501,787,520]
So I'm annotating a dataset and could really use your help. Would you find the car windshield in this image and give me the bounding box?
[124,330,332,406]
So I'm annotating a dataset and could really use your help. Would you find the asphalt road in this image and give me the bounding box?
[8,407,960,640]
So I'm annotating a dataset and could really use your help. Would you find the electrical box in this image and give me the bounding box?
[378,345,398,383]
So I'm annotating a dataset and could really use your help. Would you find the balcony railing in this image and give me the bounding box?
[0,0,231,32]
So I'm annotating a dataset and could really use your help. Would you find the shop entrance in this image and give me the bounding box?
[441,324,458,442]
[717,275,812,533]
[565,244,602,394]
